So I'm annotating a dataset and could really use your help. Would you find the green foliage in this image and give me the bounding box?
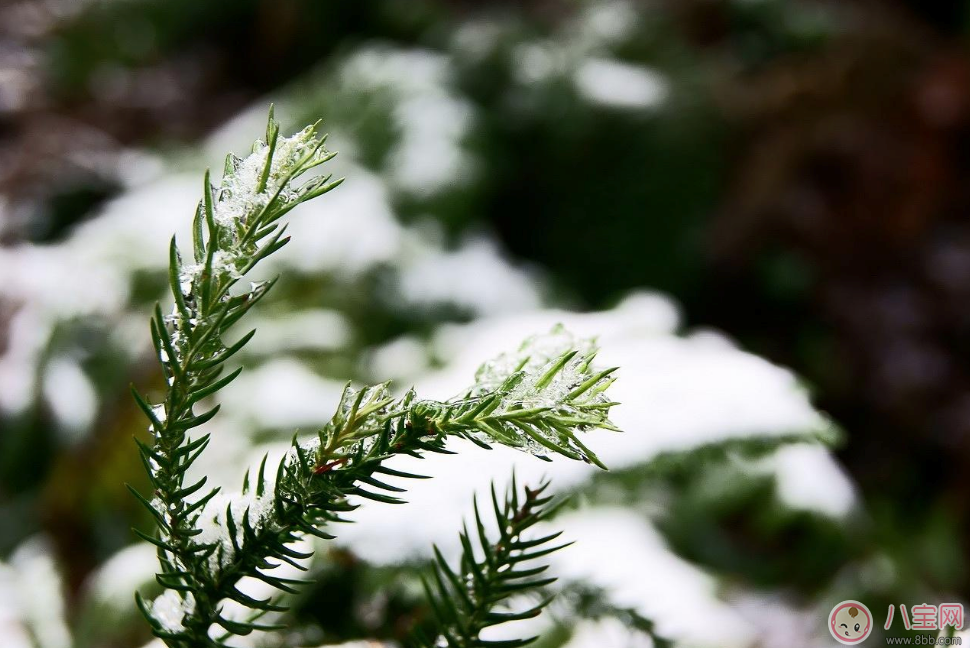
[129,106,343,646]
[409,325,618,469]
[129,110,619,647]
[409,478,569,648]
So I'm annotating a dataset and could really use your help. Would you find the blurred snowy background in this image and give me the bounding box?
[3,0,970,646]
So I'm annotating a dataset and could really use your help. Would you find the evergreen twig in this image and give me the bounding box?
[130,111,620,647]
[409,477,570,648]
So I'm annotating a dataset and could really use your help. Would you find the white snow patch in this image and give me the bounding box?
[83,543,158,611]
[759,444,857,518]
[193,491,278,568]
[388,93,474,194]
[0,538,71,648]
[562,618,655,648]
[452,20,504,61]
[339,46,475,195]
[420,300,828,466]
[0,174,196,414]
[729,590,838,648]
[577,1,640,47]
[366,335,430,383]
[574,58,668,109]
[549,509,757,647]
[269,169,403,277]
[42,357,98,439]
[0,309,51,414]
[216,358,346,429]
[398,237,542,315]
[244,309,351,355]
[149,590,194,633]
[512,43,567,85]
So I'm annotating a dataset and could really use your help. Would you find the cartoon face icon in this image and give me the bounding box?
[828,601,873,644]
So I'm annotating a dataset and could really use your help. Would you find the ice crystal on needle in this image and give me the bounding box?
[471,323,597,395]
[213,125,331,232]
[150,590,195,633]
[193,492,278,568]
[406,325,619,467]
[469,324,614,416]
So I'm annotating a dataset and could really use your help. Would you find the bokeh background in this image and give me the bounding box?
[2,0,970,646]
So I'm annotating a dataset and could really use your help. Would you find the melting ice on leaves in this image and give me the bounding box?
[213,124,332,232]
[470,324,616,415]
[471,324,597,392]
[192,491,279,569]
[176,121,335,301]
[446,325,620,464]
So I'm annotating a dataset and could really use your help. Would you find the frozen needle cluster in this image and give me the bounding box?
[412,323,618,467]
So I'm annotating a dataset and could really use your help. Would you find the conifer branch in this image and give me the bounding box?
[130,106,342,647]
[130,111,619,648]
[409,477,570,648]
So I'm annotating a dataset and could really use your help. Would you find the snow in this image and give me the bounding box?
[69,175,198,275]
[149,589,195,633]
[0,121,390,421]
[0,538,71,648]
[508,3,663,115]
[0,62,858,648]
[729,591,838,648]
[193,491,278,568]
[574,58,668,110]
[306,292,854,648]
[215,357,347,430]
[0,173,196,416]
[42,357,98,440]
[451,21,504,62]
[548,509,757,647]
[243,309,351,356]
[387,92,474,194]
[761,444,857,518]
[561,618,655,648]
[512,43,567,85]
[0,559,34,648]
[365,335,430,383]
[214,125,329,230]
[0,308,51,414]
[269,168,403,277]
[83,543,157,612]
[470,323,597,395]
[418,294,834,464]
[397,237,542,315]
[334,294,848,566]
[338,46,475,195]
[175,124,335,297]
[576,1,640,48]
[213,536,315,644]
